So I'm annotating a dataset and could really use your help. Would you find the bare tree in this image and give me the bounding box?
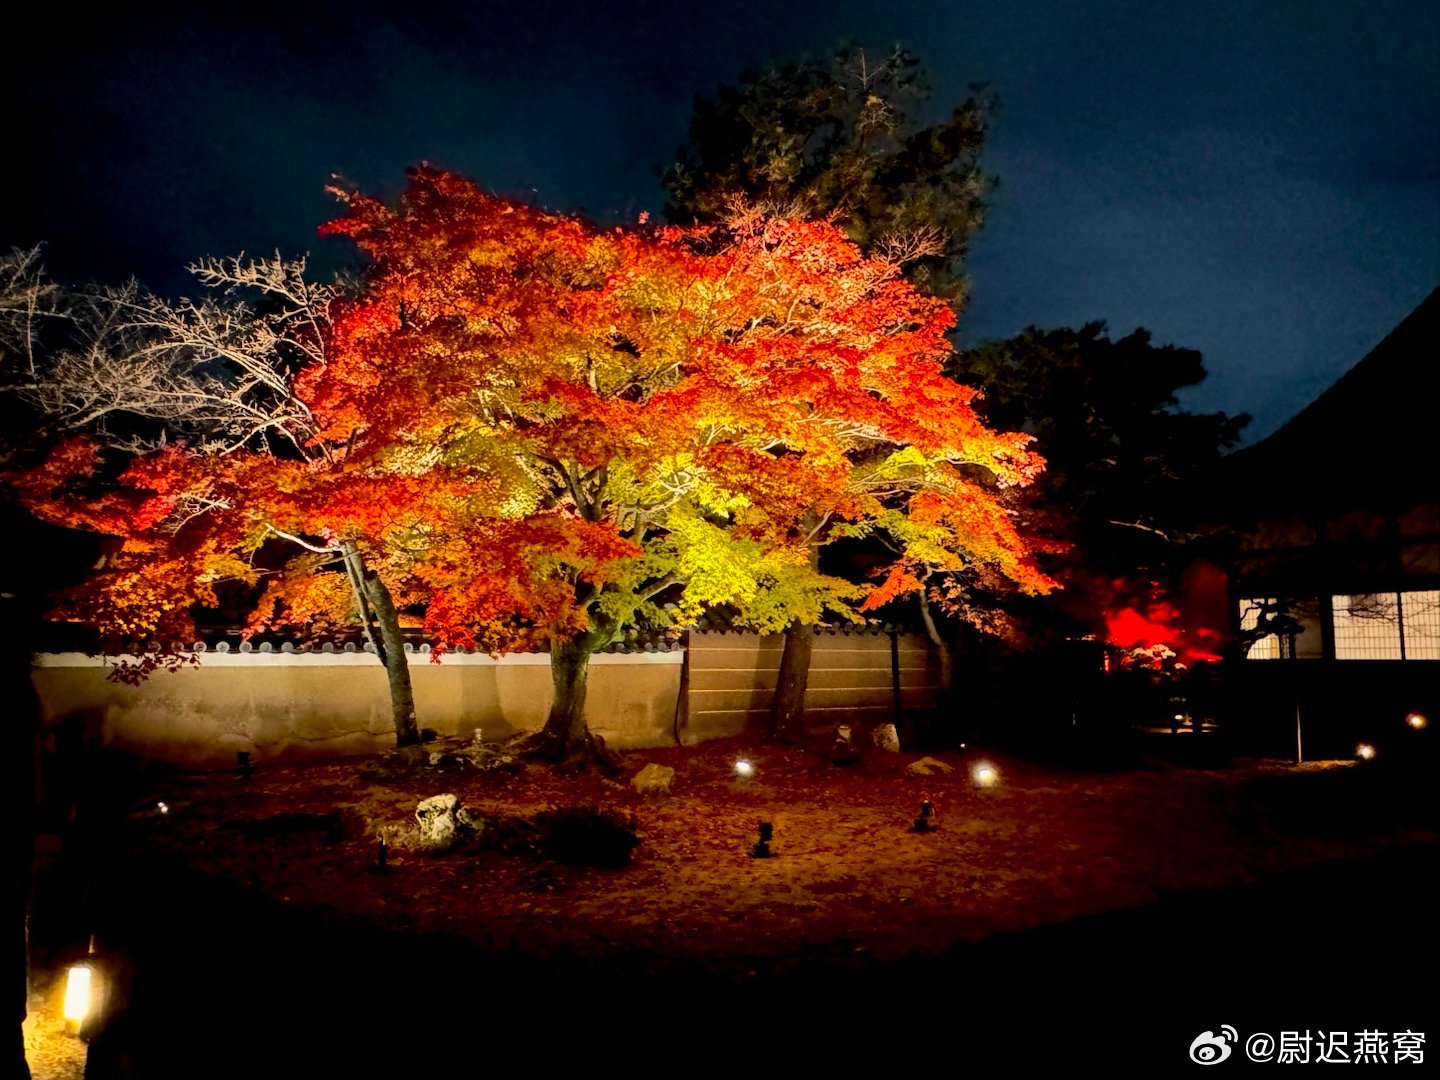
[0,245,68,385]
[13,253,329,453]
[14,251,422,745]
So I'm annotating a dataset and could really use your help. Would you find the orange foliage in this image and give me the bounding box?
[311,168,1053,647]
[20,166,1055,668]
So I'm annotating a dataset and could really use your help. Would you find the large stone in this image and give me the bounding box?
[872,723,901,752]
[907,756,955,777]
[631,762,675,797]
[414,793,461,850]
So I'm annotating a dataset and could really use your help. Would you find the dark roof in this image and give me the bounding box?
[1221,286,1440,516]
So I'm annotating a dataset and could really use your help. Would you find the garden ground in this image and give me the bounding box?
[23,735,1438,1076]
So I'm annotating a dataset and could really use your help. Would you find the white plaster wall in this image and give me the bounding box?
[31,651,685,770]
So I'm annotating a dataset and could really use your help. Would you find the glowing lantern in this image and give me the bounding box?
[971,761,999,788]
[1355,743,1377,761]
[734,759,755,779]
[62,964,92,1026]
[62,938,103,1032]
[1405,712,1427,731]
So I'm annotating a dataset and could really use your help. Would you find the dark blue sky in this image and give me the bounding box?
[6,0,1436,439]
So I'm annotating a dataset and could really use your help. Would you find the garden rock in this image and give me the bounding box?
[415,793,461,850]
[872,723,901,752]
[456,806,486,834]
[631,763,675,797]
[907,756,955,777]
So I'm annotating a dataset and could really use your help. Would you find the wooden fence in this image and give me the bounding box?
[682,629,942,740]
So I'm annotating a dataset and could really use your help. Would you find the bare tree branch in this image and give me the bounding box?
[0,245,66,377]
[14,252,340,456]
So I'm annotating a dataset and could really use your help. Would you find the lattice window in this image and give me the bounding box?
[1332,593,1403,659]
[1331,590,1440,660]
[1401,590,1440,660]
[1238,597,1282,660]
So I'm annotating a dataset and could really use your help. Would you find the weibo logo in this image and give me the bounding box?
[1189,1026,1239,1064]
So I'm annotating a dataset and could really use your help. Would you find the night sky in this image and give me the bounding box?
[6,0,1436,440]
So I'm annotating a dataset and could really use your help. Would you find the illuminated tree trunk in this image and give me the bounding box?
[340,542,420,747]
[918,585,955,692]
[769,522,821,741]
[770,619,813,741]
[530,628,621,771]
[916,583,962,745]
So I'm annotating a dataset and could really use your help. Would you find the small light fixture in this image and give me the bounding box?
[1355,742,1377,761]
[156,801,169,815]
[910,800,937,833]
[972,761,999,787]
[750,821,773,858]
[734,759,755,779]
[63,936,102,1033]
[1405,712,1428,731]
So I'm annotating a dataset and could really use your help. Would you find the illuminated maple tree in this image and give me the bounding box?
[20,168,1053,767]
[310,167,1052,764]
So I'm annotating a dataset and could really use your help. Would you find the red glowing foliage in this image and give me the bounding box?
[1097,561,1231,668]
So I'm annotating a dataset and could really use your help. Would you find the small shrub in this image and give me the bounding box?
[533,805,639,868]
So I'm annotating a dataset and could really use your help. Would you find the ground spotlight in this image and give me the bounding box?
[971,761,999,787]
[1355,742,1377,761]
[734,759,755,779]
[1405,712,1427,731]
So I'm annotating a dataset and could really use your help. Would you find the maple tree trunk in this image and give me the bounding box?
[362,572,421,747]
[917,586,959,744]
[525,631,621,772]
[768,523,821,741]
[770,619,814,742]
[917,585,954,689]
[546,639,592,748]
[341,541,420,747]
